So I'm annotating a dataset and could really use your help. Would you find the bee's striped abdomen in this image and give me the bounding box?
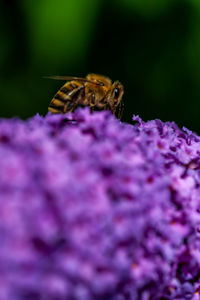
[48,81,83,114]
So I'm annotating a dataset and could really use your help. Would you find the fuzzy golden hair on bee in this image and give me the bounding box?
[46,74,124,119]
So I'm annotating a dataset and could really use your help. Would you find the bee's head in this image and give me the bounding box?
[110,81,124,107]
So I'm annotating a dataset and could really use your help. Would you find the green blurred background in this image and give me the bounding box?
[1,0,200,132]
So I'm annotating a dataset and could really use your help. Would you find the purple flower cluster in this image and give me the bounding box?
[0,107,200,299]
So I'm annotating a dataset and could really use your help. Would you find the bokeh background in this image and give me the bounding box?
[1,0,200,132]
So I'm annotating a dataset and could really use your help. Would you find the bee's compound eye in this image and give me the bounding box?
[114,87,120,99]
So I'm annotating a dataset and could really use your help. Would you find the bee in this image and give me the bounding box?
[47,74,124,119]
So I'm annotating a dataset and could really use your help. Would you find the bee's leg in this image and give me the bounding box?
[63,86,85,113]
[95,96,109,112]
[86,92,96,113]
[117,100,124,120]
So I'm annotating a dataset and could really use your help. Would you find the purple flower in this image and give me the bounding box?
[0,107,200,299]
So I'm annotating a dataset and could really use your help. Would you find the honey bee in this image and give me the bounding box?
[47,74,124,119]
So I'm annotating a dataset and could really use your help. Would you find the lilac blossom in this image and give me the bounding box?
[0,107,200,299]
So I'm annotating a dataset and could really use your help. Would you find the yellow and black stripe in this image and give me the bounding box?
[48,81,84,114]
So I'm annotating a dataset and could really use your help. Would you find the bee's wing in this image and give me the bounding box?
[44,76,104,86]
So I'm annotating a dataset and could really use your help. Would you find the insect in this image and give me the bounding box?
[47,74,124,119]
